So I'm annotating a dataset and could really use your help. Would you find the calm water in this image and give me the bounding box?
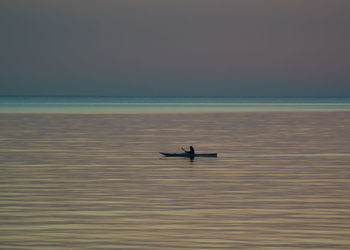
[1,96,350,113]
[1,103,350,248]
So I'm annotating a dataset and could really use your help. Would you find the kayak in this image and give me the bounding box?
[160,152,217,157]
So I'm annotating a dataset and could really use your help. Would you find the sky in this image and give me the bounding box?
[1,0,350,97]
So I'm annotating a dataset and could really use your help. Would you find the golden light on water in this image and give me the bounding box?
[1,112,350,248]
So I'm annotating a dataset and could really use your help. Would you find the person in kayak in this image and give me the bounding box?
[182,146,195,154]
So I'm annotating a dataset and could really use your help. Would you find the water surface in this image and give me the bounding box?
[1,111,350,248]
[1,96,350,113]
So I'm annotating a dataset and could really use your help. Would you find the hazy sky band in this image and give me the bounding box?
[1,1,350,96]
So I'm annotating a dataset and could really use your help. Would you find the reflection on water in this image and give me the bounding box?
[1,112,350,248]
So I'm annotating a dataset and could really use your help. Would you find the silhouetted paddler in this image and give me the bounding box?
[182,146,195,154]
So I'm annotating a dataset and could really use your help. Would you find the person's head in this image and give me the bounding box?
[190,146,194,150]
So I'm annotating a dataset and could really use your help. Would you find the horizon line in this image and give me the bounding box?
[1,95,350,98]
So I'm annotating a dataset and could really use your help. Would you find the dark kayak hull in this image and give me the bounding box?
[160,152,217,157]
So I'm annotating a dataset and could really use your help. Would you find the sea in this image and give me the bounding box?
[1,96,350,113]
[1,96,350,248]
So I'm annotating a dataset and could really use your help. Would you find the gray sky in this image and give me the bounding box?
[1,0,350,96]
